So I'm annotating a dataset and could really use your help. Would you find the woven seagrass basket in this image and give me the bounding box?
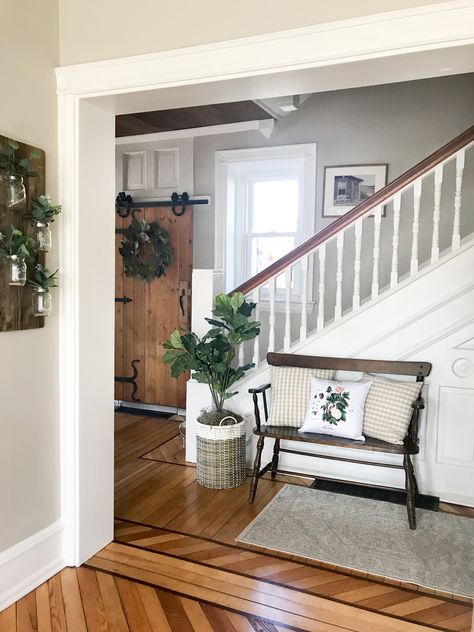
[196,414,246,489]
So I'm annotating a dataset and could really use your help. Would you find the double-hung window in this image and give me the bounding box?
[215,144,316,300]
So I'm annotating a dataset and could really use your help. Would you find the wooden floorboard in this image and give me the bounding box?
[112,413,473,632]
[5,412,471,631]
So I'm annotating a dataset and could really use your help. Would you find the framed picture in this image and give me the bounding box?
[322,164,388,218]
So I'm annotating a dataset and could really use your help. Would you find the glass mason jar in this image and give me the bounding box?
[7,255,27,286]
[3,174,26,210]
[32,287,52,317]
[35,222,52,252]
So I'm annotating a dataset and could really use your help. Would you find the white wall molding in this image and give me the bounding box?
[115,119,274,145]
[56,0,474,572]
[0,521,64,612]
[56,2,474,98]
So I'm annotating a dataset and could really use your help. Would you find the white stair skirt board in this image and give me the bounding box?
[0,520,64,612]
[187,240,474,506]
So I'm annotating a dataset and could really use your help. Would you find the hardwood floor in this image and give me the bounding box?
[4,412,472,631]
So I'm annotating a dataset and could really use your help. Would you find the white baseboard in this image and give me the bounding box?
[0,520,65,612]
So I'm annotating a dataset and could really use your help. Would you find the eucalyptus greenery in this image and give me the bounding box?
[119,216,174,283]
[0,139,41,177]
[163,293,260,416]
[0,226,36,260]
[28,264,59,291]
[25,195,62,224]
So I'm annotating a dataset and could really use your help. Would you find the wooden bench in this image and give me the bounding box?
[248,353,431,529]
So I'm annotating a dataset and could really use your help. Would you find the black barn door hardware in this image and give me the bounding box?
[115,296,133,304]
[115,191,209,218]
[115,359,141,402]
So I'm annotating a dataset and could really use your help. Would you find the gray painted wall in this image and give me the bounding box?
[193,73,474,270]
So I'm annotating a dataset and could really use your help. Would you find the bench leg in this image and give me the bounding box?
[249,435,265,504]
[403,454,417,530]
[271,438,280,479]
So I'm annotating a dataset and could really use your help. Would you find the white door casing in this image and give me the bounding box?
[56,1,474,565]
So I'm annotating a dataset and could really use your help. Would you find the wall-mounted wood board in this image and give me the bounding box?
[0,135,45,332]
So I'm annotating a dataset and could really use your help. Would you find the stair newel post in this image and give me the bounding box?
[252,287,260,367]
[371,205,382,299]
[317,244,326,331]
[335,231,344,320]
[352,219,363,309]
[268,277,276,353]
[431,164,443,264]
[284,267,292,351]
[452,148,465,252]
[410,179,422,276]
[299,254,308,342]
[390,192,401,288]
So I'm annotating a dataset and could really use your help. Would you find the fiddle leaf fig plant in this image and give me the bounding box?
[0,139,41,177]
[28,264,59,290]
[0,226,36,260]
[163,293,260,418]
[25,195,62,223]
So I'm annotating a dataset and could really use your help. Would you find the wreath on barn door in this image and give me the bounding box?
[119,216,174,283]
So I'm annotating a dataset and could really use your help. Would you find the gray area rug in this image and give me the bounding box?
[237,486,474,597]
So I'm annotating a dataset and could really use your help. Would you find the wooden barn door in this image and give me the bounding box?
[115,206,192,408]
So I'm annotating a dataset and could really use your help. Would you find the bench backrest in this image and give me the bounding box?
[267,352,431,380]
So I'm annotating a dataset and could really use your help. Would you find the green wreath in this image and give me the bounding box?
[119,216,174,283]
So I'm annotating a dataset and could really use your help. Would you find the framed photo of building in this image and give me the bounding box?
[322,164,388,217]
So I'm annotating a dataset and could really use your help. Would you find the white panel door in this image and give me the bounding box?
[116,137,194,198]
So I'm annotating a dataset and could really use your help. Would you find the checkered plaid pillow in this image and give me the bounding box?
[362,373,423,444]
[267,366,335,428]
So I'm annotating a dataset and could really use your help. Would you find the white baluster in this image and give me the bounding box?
[452,149,465,251]
[317,245,326,331]
[410,179,422,275]
[299,255,308,342]
[252,288,260,366]
[238,341,244,366]
[390,193,401,288]
[268,278,276,353]
[431,164,443,264]
[371,205,382,299]
[284,268,291,351]
[335,232,344,320]
[352,219,363,309]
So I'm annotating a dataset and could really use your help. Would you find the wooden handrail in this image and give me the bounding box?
[233,125,474,296]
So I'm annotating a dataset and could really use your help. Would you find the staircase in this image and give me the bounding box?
[188,126,474,505]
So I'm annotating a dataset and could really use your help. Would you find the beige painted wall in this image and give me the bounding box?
[0,1,60,551]
[59,0,447,65]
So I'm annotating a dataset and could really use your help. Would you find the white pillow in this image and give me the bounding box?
[299,377,373,441]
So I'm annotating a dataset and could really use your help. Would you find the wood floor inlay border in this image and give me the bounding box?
[113,518,470,632]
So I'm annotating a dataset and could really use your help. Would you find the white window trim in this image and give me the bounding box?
[215,143,317,295]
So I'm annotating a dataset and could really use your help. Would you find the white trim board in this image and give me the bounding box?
[116,119,274,145]
[56,1,474,99]
[56,0,474,568]
[0,521,64,612]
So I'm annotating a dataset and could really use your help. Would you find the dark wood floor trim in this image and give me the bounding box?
[83,563,307,632]
[111,536,456,632]
[113,517,470,609]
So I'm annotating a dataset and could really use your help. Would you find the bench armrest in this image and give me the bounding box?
[248,383,271,430]
[412,396,425,410]
[249,383,271,394]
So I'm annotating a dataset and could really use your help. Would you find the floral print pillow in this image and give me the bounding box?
[299,377,373,441]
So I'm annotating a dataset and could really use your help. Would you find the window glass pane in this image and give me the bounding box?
[252,179,299,233]
[251,236,295,277]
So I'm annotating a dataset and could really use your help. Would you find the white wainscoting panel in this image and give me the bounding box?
[155,148,179,189]
[437,386,474,468]
[122,151,146,190]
